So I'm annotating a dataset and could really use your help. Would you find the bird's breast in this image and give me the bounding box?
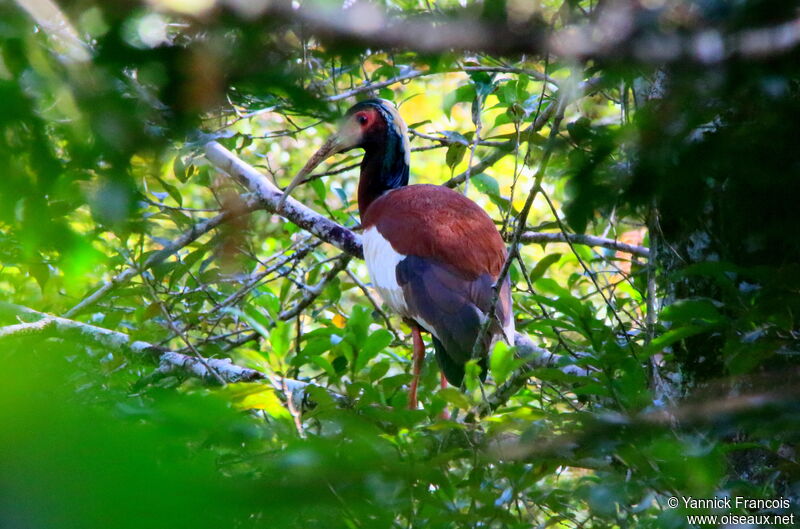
[362,226,409,317]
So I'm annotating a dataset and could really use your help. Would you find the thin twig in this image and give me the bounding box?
[64,198,260,318]
[468,89,570,364]
[140,270,228,385]
[278,254,351,320]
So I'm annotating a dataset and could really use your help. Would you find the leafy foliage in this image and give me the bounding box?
[1,1,799,528]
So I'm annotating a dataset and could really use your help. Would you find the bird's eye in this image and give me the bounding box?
[357,114,368,125]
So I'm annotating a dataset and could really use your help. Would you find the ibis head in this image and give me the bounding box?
[279,99,410,215]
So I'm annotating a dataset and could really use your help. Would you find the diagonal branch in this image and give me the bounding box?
[205,141,363,258]
[471,332,595,419]
[204,141,649,262]
[468,90,569,364]
[278,254,352,320]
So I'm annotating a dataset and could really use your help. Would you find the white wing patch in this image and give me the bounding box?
[501,314,516,345]
[362,226,409,317]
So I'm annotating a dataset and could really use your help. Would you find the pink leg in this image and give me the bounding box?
[408,323,425,409]
[439,372,451,420]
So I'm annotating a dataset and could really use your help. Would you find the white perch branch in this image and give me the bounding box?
[205,141,363,258]
[0,303,344,405]
[204,141,647,258]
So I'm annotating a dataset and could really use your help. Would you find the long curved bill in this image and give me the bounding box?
[277,134,344,211]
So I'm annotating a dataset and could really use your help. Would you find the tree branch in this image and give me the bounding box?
[0,302,345,405]
[517,231,649,258]
[272,1,800,63]
[278,254,352,320]
[0,318,57,341]
[324,65,557,103]
[205,141,363,258]
[0,302,162,357]
[461,332,595,421]
[204,141,649,263]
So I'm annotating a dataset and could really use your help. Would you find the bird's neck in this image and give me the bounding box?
[357,132,410,217]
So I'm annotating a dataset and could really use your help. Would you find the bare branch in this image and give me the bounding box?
[272,1,800,64]
[517,231,649,258]
[0,302,163,357]
[0,318,57,342]
[155,352,266,383]
[0,302,344,405]
[205,141,363,258]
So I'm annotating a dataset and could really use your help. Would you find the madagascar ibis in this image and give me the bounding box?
[281,99,514,409]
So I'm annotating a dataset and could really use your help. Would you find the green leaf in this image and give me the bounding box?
[254,289,281,320]
[490,341,513,385]
[301,335,334,357]
[407,119,431,129]
[527,253,562,282]
[333,187,349,207]
[471,173,511,210]
[310,177,326,202]
[445,142,467,170]
[443,84,476,118]
[368,359,391,382]
[661,298,723,325]
[269,321,291,358]
[346,305,371,345]
[464,359,482,393]
[168,245,209,291]
[228,306,271,339]
[355,329,393,372]
[517,74,530,99]
[172,156,187,183]
[438,388,471,409]
[645,324,718,355]
[311,355,337,377]
[156,177,182,207]
[469,70,494,98]
[471,172,500,196]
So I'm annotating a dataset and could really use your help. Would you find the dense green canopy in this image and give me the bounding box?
[1,1,799,528]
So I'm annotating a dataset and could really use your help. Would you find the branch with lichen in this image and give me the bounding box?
[270,1,800,64]
[0,303,344,405]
